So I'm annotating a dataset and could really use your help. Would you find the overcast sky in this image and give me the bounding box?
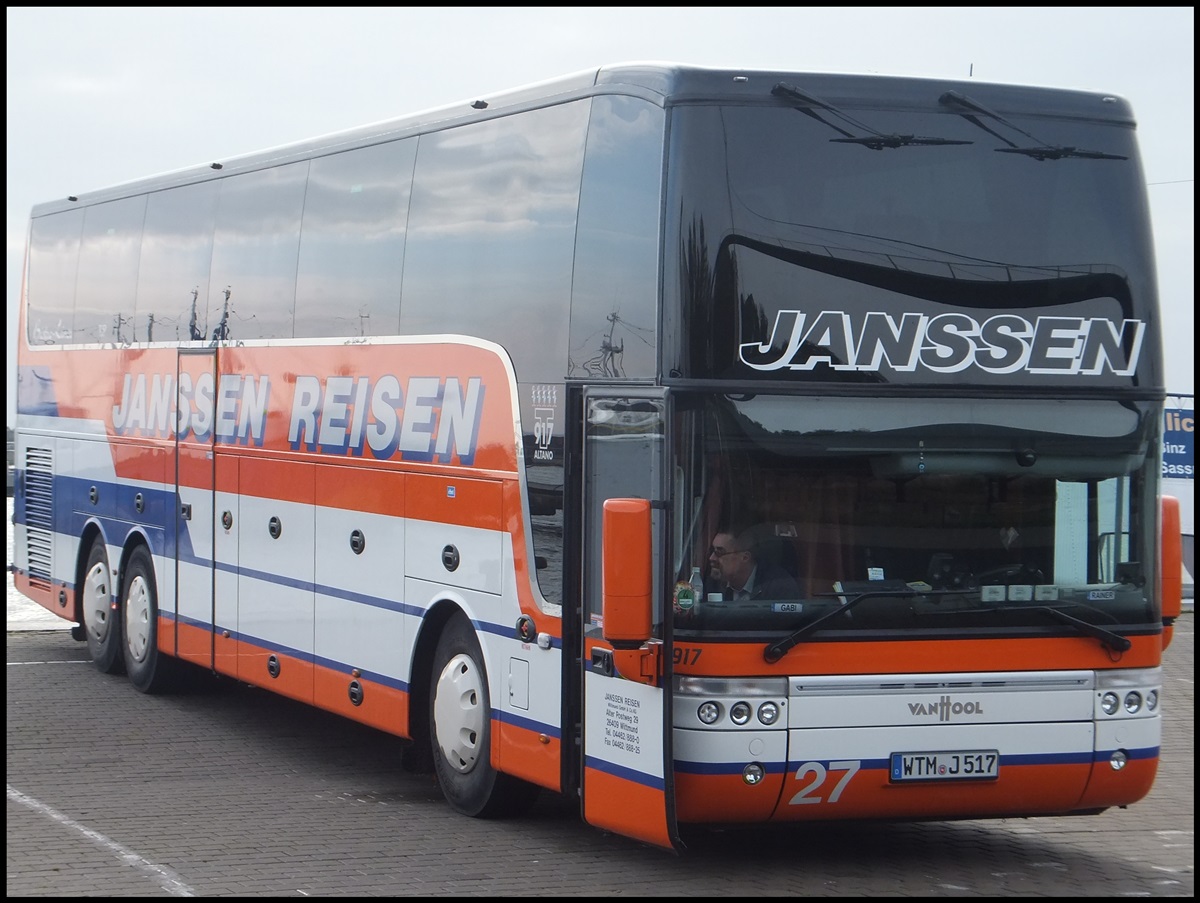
[6,7,1195,428]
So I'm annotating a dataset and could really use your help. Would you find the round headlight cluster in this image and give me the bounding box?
[1100,688,1158,716]
[696,700,783,726]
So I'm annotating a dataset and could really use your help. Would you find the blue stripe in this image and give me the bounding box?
[584,755,666,790]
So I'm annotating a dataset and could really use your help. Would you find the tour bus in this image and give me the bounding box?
[12,63,1183,850]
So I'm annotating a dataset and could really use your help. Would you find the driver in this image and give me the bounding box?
[707,527,800,602]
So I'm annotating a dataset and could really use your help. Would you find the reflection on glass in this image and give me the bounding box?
[665,103,1154,387]
[671,394,1159,638]
[295,139,417,338]
[73,196,147,344]
[401,101,587,384]
[209,162,309,340]
[27,209,84,345]
[569,95,664,378]
[135,180,220,342]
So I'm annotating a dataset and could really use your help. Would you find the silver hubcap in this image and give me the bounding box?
[433,653,485,774]
[83,556,111,643]
[124,573,151,665]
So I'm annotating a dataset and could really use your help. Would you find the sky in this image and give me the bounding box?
[6,7,1195,429]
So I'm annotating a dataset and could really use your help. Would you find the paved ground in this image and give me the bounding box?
[6,498,1194,897]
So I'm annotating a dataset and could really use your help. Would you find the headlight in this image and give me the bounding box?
[1146,689,1159,711]
[758,702,780,725]
[1100,691,1120,715]
[1124,691,1142,713]
[698,701,721,725]
[730,702,752,725]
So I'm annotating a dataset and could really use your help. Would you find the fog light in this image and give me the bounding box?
[758,701,780,725]
[1100,691,1119,715]
[742,763,765,785]
[1123,691,1142,714]
[698,701,721,725]
[1109,749,1128,771]
[1146,689,1158,711]
[730,702,752,725]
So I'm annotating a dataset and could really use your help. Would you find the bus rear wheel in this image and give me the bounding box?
[121,545,176,694]
[429,613,538,818]
[82,536,123,674]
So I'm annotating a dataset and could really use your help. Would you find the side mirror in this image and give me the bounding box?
[601,498,653,647]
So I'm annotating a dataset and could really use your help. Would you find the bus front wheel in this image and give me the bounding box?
[83,536,123,674]
[428,613,538,818]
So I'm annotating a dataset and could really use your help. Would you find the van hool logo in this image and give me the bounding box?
[908,696,985,721]
[741,310,1145,376]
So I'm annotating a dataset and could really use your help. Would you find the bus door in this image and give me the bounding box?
[579,388,679,850]
[173,349,219,670]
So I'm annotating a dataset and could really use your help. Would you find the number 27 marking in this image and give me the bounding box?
[788,760,861,805]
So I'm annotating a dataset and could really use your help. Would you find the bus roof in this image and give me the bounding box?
[30,61,1136,217]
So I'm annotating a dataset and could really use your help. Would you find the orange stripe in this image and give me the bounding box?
[111,437,172,483]
[407,472,504,531]
[675,772,784,822]
[13,575,66,617]
[583,767,673,849]
[675,761,1128,824]
[314,464,406,517]
[313,666,410,736]
[1077,758,1157,809]
[497,720,563,792]
[236,647,314,704]
[675,634,1163,676]
[233,454,316,507]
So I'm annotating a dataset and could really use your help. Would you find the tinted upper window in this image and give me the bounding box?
[135,180,220,342]
[295,140,417,339]
[569,95,664,379]
[26,209,84,345]
[208,162,309,341]
[400,102,588,383]
[664,102,1159,389]
[73,196,147,344]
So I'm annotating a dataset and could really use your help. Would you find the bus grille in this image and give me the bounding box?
[22,447,53,588]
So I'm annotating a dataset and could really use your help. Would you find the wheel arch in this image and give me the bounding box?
[116,527,155,592]
[404,597,467,773]
[72,519,109,624]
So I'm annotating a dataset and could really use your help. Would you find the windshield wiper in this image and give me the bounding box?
[938,90,1127,161]
[1026,605,1132,653]
[912,601,1132,654]
[773,82,972,150]
[995,146,1127,161]
[763,587,917,663]
[764,591,1133,663]
[832,134,971,149]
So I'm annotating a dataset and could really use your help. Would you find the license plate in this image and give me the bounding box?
[890,749,1000,782]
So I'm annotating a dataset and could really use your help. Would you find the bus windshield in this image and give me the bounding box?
[671,394,1160,638]
[664,91,1159,389]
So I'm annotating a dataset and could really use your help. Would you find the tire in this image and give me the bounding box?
[429,613,539,818]
[121,545,176,694]
[82,536,123,674]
